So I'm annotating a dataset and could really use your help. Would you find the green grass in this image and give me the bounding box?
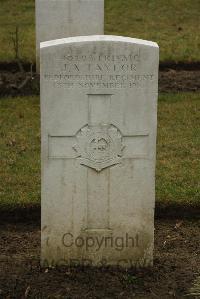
[0,0,199,63]
[0,0,35,63]
[156,93,200,206]
[105,0,200,62]
[0,93,199,210]
[0,96,40,209]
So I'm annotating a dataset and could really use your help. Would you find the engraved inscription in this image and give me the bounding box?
[43,48,156,89]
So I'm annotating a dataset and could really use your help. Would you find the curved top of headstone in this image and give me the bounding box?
[40,35,159,49]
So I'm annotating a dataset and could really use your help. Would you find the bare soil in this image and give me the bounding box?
[159,69,200,92]
[0,219,199,299]
[0,62,200,96]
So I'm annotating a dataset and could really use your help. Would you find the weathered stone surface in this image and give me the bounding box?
[40,35,159,268]
[35,0,104,71]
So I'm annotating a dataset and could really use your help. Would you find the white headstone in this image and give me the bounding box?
[35,0,104,71]
[40,35,159,268]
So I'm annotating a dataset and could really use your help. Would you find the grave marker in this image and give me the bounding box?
[35,0,104,71]
[40,35,159,268]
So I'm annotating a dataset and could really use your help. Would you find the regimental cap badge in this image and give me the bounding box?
[74,124,124,171]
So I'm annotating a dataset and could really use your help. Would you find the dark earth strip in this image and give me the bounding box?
[0,62,200,96]
[1,203,200,225]
[159,69,200,93]
[0,219,199,298]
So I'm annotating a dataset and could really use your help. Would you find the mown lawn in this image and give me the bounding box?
[0,93,199,210]
[0,96,40,209]
[156,93,200,207]
[0,0,199,63]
